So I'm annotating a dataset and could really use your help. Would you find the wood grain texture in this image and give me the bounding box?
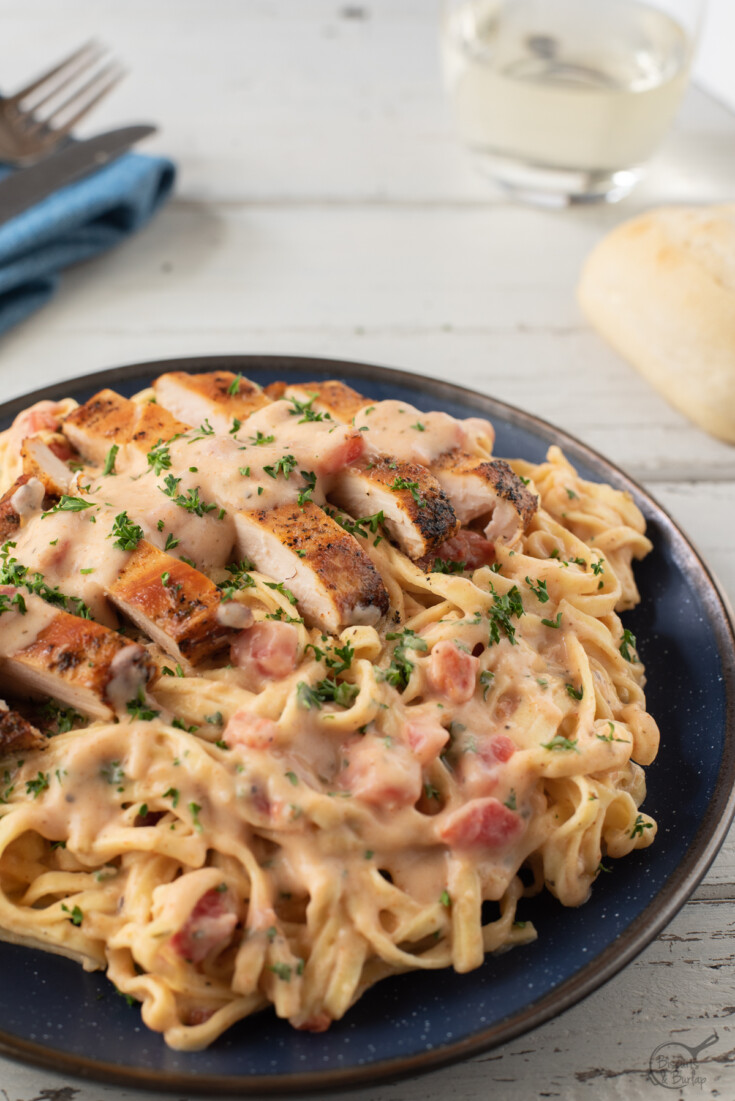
[0,1,734,1097]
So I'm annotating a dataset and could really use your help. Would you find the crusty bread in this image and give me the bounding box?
[578,204,735,444]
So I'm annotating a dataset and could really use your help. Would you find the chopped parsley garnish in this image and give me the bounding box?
[163,787,179,808]
[323,506,385,540]
[205,712,224,725]
[297,470,317,508]
[504,790,517,810]
[189,801,203,832]
[619,628,637,663]
[390,476,425,508]
[0,544,91,620]
[61,903,83,926]
[44,495,93,514]
[264,580,298,605]
[296,678,359,710]
[217,559,256,600]
[431,558,466,574]
[479,669,495,700]
[540,735,579,753]
[25,772,50,798]
[525,577,549,603]
[630,813,653,839]
[147,439,172,476]
[286,393,330,423]
[40,700,83,734]
[488,584,524,646]
[269,961,293,981]
[126,690,160,722]
[189,419,215,440]
[379,628,428,691]
[285,770,299,786]
[102,444,119,476]
[227,373,243,395]
[411,422,425,432]
[439,890,451,907]
[596,721,630,744]
[164,532,180,551]
[110,511,144,551]
[541,612,563,629]
[565,684,584,701]
[591,558,605,576]
[100,761,125,785]
[263,454,298,480]
[250,430,275,446]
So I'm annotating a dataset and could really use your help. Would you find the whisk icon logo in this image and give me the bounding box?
[648,1030,718,1089]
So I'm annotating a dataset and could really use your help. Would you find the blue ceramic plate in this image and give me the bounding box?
[1,355,734,1095]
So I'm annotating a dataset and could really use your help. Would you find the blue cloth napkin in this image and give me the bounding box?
[0,151,175,334]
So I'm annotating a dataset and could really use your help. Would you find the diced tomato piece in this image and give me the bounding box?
[433,529,496,570]
[404,714,449,765]
[47,438,75,462]
[224,710,279,750]
[11,400,64,440]
[294,1012,332,1032]
[439,797,524,850]
[230,621,299,680]
[482,733,516,763]
[428,640,479,704]
[319,429,365,474]
[170,887,238,964]
[185,1006,217,1026]
[340,734,422,808]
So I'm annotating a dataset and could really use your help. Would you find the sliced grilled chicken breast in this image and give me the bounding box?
[107,541,240,668]
[233,500,389,632]
[0,476,47,543]
[431,453,537,544]
[0,703,46,755]
[153,371,270,435]
[0,587,155,720]
[63,390,187,468]
[329,457,459,559]
[21,438,72,496]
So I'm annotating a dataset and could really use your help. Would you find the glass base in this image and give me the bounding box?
[471,151,643,207]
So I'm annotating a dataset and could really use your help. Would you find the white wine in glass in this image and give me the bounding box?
[441,0,706,204]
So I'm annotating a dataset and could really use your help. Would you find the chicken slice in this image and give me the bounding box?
[0,702,46,756]
[107,541,243,668]
[233,500,389,632]
[431,453,537,544]
[62,390,187,468]
[329,457,459,558]
[21,438,72,497]
[153,371,270,435]
[0,476,47,543]
[0,587,155,721]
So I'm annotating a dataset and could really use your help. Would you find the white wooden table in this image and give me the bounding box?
[1,3,735,1098]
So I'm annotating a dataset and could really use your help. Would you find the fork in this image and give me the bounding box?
[0,41,125,165]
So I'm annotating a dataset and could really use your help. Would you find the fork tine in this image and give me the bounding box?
[22,44,110,115]
[9,41,101,103]
[33,67,126,139]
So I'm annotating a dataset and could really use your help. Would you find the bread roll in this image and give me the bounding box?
[578,204,735,444]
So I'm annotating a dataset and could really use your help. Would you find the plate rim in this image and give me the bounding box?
[1,352,734,1095]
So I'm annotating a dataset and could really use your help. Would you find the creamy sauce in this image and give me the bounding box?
[0,591,57,656]
[10,478,44,519]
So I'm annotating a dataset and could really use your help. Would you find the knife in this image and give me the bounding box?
[0,124,157,225]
